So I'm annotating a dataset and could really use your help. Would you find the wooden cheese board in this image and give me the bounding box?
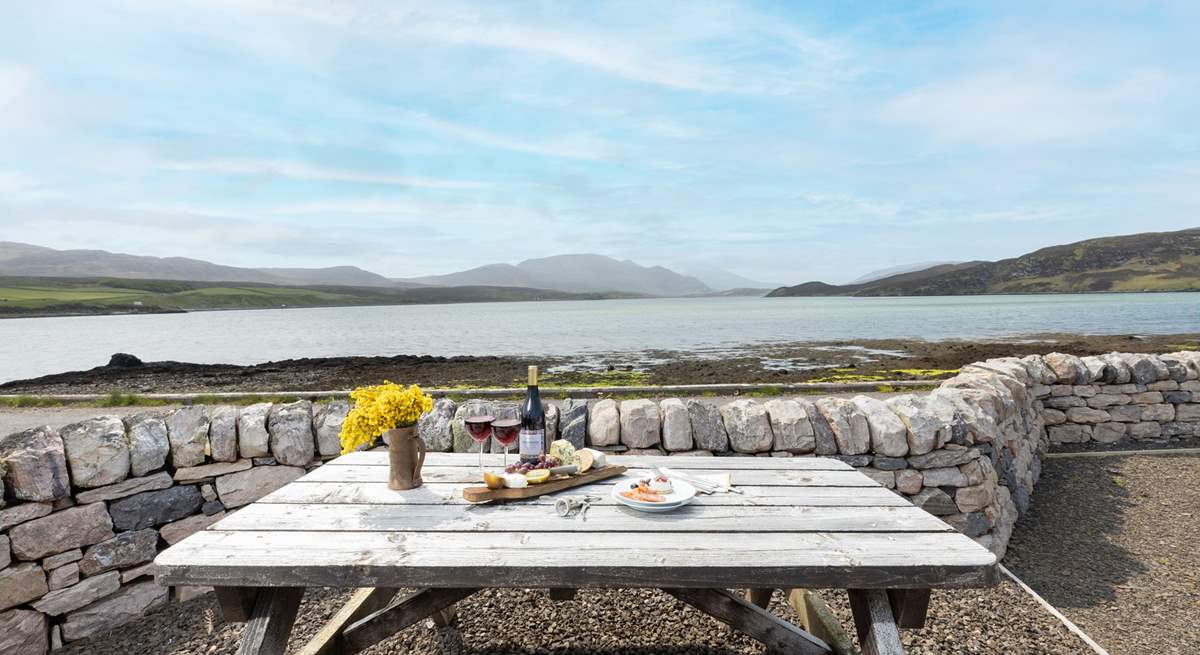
[462,465,628,503]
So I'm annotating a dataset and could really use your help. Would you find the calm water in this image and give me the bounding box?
[3,294,1198,383]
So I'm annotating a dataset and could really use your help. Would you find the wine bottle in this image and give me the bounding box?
[519,365,546,464]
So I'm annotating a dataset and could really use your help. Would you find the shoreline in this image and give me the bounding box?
[3,332,1197,395]
[3,287,1197,320]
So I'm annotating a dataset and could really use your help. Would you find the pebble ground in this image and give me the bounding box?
[63,581,1091,654]
[1006,453,1200,655]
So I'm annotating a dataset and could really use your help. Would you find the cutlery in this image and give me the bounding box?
[657,467,740,494]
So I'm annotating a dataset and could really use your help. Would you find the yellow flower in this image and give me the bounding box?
[339,382,434,454]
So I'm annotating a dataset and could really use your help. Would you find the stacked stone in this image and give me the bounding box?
[1037,351,1200,444]
[0,400,348,652]
[5,351,1194,649]
[539,357,1048,557]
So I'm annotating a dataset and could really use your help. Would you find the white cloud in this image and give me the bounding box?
[881,67,1175,148]
[196,0,850,95]
[0,62,35,109]
[268,197,555,226]
[0,170,58,203]
[395,111,620,162]
[160,158,492,189]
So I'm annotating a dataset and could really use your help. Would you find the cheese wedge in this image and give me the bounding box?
[548,440,578,466]
[579,448,607,469]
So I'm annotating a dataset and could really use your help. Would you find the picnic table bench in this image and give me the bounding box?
[155,451,998,655]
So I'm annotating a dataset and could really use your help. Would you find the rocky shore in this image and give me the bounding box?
[2,333,1196,395]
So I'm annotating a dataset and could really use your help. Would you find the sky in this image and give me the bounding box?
[1,1,1198,284]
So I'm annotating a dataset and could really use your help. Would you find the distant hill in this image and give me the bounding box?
[1,243,736,296]
[848,261,959,285]
[674,262,780,291]
[0,276,638,318]
[0,241,404,288]
[403,253,712,296]
[769,228,1200,297]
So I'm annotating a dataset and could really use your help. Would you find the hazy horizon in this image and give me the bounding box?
[2,1,1198,284]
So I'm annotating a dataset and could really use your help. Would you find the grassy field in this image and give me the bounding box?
[0,276,635,317]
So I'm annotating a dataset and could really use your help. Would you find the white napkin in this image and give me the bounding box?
[659,467,732,493]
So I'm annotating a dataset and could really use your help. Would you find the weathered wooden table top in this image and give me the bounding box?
[155,452,997,590]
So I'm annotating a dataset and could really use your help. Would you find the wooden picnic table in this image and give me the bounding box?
[155,451,998,655]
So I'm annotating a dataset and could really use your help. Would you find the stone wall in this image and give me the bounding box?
[0,399,349,652]
[2,350,1198,652]
[1036,352,1200,445]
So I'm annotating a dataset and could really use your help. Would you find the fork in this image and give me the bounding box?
[655,467,719,494]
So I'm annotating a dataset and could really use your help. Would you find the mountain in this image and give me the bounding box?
[0,275,638,318]
[848,261,959,285]
[256,266,415,287]
[404,254,712,296]
[1,242,744,297]
[675,262,780,291]
[0,241,403,287]
[769,228,1200,297]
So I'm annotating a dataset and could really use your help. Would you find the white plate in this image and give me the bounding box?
[610,477,696,512]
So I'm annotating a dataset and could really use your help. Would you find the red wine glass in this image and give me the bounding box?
[464,415,493,475]
[491,418,520,469]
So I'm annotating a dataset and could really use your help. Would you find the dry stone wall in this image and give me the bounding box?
[1036,352,1200,444]
[0,399,347,652]
[2,351,1198,652]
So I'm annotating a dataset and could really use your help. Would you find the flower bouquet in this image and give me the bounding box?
[339,382,433,490]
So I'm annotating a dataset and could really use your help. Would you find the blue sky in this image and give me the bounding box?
[1,1,1197,284]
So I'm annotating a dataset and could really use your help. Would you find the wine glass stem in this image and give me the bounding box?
[479,442,484,476]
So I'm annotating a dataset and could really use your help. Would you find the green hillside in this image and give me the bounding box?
[0,277,637,317]
[770,228,1200,297]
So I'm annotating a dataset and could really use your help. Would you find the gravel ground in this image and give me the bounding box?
[1005,453,1200,655]
[63,582,1090,654]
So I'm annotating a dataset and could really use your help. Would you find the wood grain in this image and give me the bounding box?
[156,530,997,590]
[848,589,904,655]
[158,451,999,619]
[664,588,832,655]
[788,589,858,655]
[236,587,304,655]
[888,588,931,629]
[343,588,477,654]
[216,502,954,534]
[215,586,258,623]
[260,481,911,507]
[460,465,626,502]
[294,587,397,655]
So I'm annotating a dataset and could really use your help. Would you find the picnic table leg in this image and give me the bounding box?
[663,588,832,655]
[341,588,478,654]
[295,587,398,655]
[236,587,305,655]
[788,589,858,655]
[887,589,930,629]
[215,586,260,622]
[847,589,903,655]
[430,604,457,627]
[745,588,775,609]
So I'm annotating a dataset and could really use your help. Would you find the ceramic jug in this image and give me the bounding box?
[385,426,425,490]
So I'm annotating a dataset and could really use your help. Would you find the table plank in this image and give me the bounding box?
[300,465,878,487]
[214,502,954,534]
[334,451,854,471]
[260,482,912,507]
[155,530,997,590]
